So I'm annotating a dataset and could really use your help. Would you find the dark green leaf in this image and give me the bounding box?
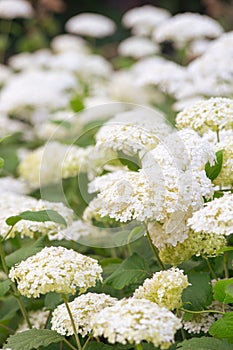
[44,292,63,310]
[213,278,233,303]
[182,272,212,310]
[176,337,233,350]
[3,329,64,350]
[70,96,84,112]
[0,280,11,297]
[5,236,46,267]
[209,312,233,340]
[205,150,223,181]
[6,209,67,227]
[104,253,150,289]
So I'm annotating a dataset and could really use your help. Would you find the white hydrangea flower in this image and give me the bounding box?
[176,97,233,134]
[18,141,74,189]
[0,114,25,138]
[0,191,74,239]
[107,71,153,105]
[8,50,52,71]
[16,309,50,333]
[0,64,11,86]
[9,246,103,298]
[133,268,189,310]
[154,13,223,48]
[95,108,172,156]
[148,209,192,249]
[214,135,233,187]
[88,168,180,223]
[51,34,90,54]
[122,5,171,36]
[159,230,226,266]
[35,110,82,141]
[51,292,117,336]
[0,177,30,195]
[0,0,34,19]
[65,13,116,38]
[62,145,120,181]
[133,57,187,97]
[0,70,78,121]
[118,36,159,59]
[91,298,181,349]
[188,193,233,236]
[49,219,107,241]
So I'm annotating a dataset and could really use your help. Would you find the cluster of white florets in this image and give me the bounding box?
[176,97,233,134]
[133,268,189,310]
[91,298,182,349]
[51,293,117,336]
[9,246,103,297]
[188,193,233,236]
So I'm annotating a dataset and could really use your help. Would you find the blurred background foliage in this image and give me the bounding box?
[2,0,233,61]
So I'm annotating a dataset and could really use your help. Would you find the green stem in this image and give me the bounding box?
[62,295,82,350]
[63,338,78,350]
[176,309,186,340]
[1,225,15,242]
[146,228,166,270]
[204,258,217,279]
[216,129,220,143]
[82,336,91,350]
[0,242,32,328]
[180,308,224,315]
[224,252,229,278]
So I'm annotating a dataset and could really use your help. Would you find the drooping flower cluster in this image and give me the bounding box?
[51,293,117,336]
[133,268,189,310]
[9,246,103,297]
[91,298,182,349]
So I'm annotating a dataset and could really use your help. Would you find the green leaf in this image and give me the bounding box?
[6,209,67,227]
[213,278,233,304]
[176,337,233,350]
[209,312,233,340]
[70,96,84,112]
[5,236,46,267]
[104,253,150,289]
[44,292,63,310]
[0,280,11,297]
[0,157,4,168]
[205,150,223,181]
[3,329,64,350]
[182,272,212,310]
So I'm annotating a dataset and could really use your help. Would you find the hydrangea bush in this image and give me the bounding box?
[0,2,233,350]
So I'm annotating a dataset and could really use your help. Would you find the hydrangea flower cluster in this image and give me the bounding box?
[188,193,233,236]
[176,97,233,134]
[9,246,103,297]
[159,230,226,265]
[91,298,182,349]
[51,293,117,336]
[133,268,189,310]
